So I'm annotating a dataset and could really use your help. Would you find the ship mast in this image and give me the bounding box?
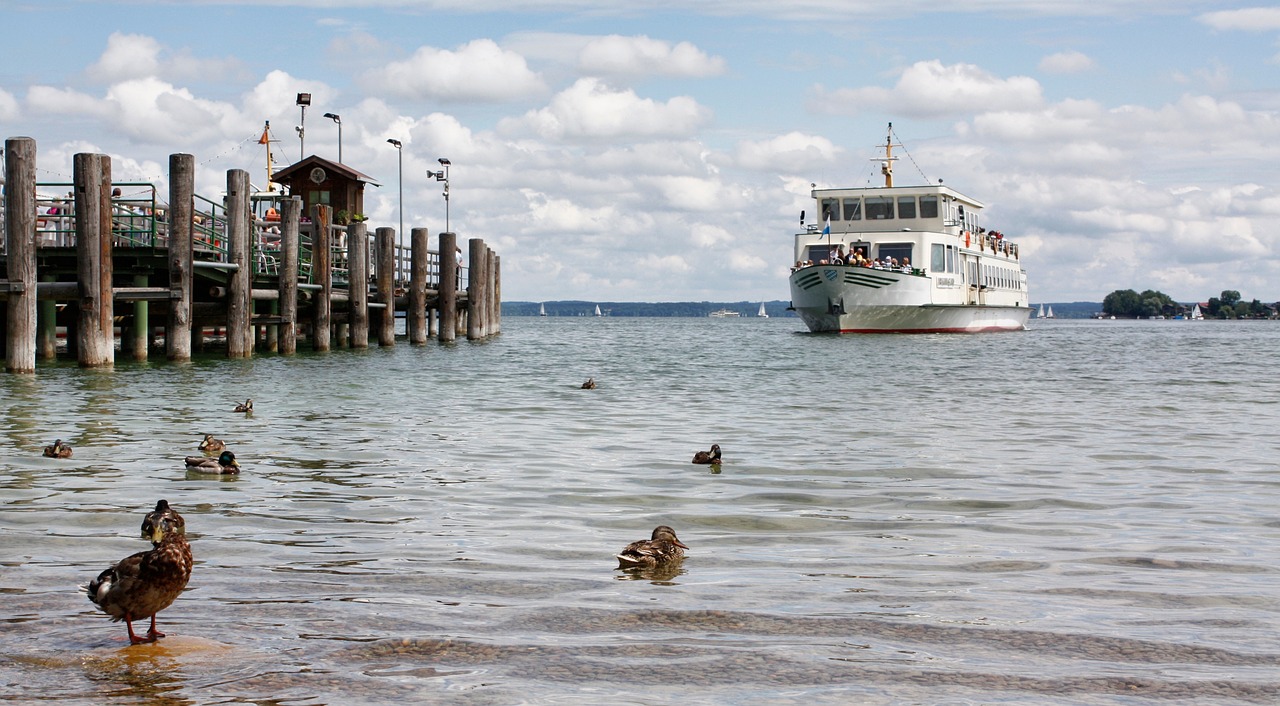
[258,121,279,192]
[876,122,900,188]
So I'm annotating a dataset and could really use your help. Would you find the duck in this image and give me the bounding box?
[185,450,240,474]
[581,378,597,389]
[691,444,721,465]
[197,434,226,453]
[42,439,73,458]
[617,525,689,570]
[233,399,253,413]
[87,500,193,645]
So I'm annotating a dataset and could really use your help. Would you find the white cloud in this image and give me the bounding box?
[87,32,161,83]
[501,78,711,140]
[1039,50,1096,74]
[1198,7,1280,31]
[819,60,1043,118]
[578,35,726,78]
[733,132,841,171]
[366,39,546,103]
[0,88,19,122]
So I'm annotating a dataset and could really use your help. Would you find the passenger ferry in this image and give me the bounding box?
[788,124,1030,333]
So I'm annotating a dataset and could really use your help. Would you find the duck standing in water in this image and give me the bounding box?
[42,439,73,458]
[692,444,721,465]
[197,434,225,453]
[233,399,253,413]
[581,378,597,389]
[87,500,193,644]
[185,450,240,474]
[616,525,689,570]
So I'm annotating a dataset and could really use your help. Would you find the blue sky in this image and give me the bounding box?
[2,1,1279,304]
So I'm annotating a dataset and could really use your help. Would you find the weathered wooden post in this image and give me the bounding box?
[74,153,114,367]
[467,238,486,340]
[492,253,501,335]
[311,204,332,351]
[166,153,194,361]
[225,169,252,358]
[347,221,369,348]
[375,227,395,347]
[438,231,457,343]
[130,273,149,360]
[408,227,429,345]
[4,137,37,372]
[278,197,301,355]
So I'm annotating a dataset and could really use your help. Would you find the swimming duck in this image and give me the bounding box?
[233,399,253,413]
[87,500,193,645]
[197,434,226,453]
[617,525,689,570]
[692,444,721,465]
[185,450,240,474]
[581,378,597,389]
[42,439,73,458]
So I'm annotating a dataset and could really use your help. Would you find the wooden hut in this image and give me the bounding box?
[269,156,378,225]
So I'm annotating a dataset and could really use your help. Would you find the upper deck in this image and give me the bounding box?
[812,182,985,238]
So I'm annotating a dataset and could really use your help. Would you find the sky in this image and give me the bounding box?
[2,1,1279,305]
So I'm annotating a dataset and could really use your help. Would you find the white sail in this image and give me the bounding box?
[595,305,602,317]
[1046,305,1055,319]
[1038,304,1045,318]
[758,302,768,318]
[539,303,547,316]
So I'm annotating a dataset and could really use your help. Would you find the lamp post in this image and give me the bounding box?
[433,158,451,233]
[323,112,342,163]
[295,93,311,160]
[387,139,403,254]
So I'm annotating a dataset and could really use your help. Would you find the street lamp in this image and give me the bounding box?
[295,93,311,160]
[323,112,342,163]
[387,139,403,254]
[433,158,451,233]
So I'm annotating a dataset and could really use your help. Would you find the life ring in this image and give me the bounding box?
[965,231,970,248]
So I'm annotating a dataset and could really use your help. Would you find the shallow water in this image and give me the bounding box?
[2,317,1279,704]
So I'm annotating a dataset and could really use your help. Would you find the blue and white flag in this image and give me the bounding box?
[822,216,831,236]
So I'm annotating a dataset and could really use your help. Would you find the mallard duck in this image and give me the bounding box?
[197,434,225,453]
[87,500,193,644]
[692,444,721,465]
[233,399,253,413]
[185,450,240,474]
[42,439,73,458]
[617,525,689,569]
[581,378,597,389]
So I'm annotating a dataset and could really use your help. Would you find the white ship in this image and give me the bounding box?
[788,124,1030,333]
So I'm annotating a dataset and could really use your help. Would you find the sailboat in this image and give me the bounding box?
[757,302,769,318]
[1038,304,1045,318]
[539,303,547,317]
[594,305,602,317]
[1191,303,1204,320]
[1045,305,1055,319]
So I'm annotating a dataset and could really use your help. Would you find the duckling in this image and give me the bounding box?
[185,450,240,474]
[87,500,193,644]
[581,378,597,389]
[233,399,253,413]
[42,439,73,458]
[617,525,689,570]
[197,434,226,453]
[692,444,721,465]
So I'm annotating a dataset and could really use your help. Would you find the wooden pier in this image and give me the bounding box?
[0,138,501,372]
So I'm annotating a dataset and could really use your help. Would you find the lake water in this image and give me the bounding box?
[2,317,1278,704]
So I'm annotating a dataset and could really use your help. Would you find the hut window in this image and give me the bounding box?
[309,190,331,205]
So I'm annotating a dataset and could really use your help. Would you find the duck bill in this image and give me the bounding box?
[674,540,689,549]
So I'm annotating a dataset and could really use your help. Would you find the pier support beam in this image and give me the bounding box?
[311,205,332,351]
[278,197,300,355]
[438,231,457,343]
[408,227,429,345]
[130,274,149,361]
[166,153,194,361]
[375,227,395,347]
[4,137,37,372]
[74,153,113,367]
[492,254,501,336]
[467,238,487,341]
[225,169,252,358]
[38,275,56,360]
[348,222,369,348]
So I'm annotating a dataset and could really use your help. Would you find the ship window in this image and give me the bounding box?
[820,198,839,222]
[805,245,831,263]
[865,196,894,220]
[919,195,938,219]
[896,197,916,219]
[945,245,956,273]
[878,243,912,265]
[842,198,862,221]
[931,243,945,272]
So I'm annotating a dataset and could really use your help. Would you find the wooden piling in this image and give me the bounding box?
[438,231,457,343]
[492,254,501,335]
[74,153,113,367]
[4,137,37,372]
[467,238,486,341]
[311,205,332,351]
[278,197,301,355]
[166,153,194,361]
[38,275,56,360]
[375,227,395,347]
[348,222,369,348]
[408,227,429,345]
[225,169,252,358]
[131,274,149,361]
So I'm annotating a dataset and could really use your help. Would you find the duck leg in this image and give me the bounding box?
[124,613,148,645]
[146,614,166,641]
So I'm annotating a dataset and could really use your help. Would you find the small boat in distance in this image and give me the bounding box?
[787,123,1030,333]
[1038,304,1045,318]
[1045,305,1055,319]
[757,302,769,318]
[709,308,740,318]
[539,303,547,317]
[594,305,602,317]
[1191,303,1204,320]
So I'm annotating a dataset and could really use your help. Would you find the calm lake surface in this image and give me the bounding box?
[2,317,1278,704]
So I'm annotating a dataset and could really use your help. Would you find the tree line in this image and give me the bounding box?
[1102,289,1277,319]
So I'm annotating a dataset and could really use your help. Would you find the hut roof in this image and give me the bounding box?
[271,155,380,187]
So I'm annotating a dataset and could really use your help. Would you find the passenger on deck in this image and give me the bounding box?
[900,257,912,273]
[265,207,280,222]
